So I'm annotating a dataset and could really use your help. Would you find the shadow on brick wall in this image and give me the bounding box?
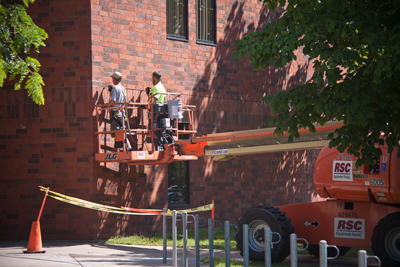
[91,87,166,238]
[188,1,319,218]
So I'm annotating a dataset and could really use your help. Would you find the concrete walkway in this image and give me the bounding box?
[0,240,380,266]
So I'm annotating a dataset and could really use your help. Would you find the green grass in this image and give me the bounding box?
[343,247,373,257]
[106,230,374,260]
[201,257,318,267]
[106,227,237,250]
[107,228,317,254]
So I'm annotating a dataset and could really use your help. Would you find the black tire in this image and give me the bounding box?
[371,212,400,267]
[235,205,293,262]
[306,244,351,258]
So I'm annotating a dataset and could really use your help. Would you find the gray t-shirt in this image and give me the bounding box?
[110,83,126,113]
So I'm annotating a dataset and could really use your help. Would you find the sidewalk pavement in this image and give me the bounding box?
[0,240,379,267]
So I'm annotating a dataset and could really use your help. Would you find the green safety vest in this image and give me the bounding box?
[150,83,166,103]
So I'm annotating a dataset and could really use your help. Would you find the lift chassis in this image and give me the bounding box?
[95,96,400,266]
[235,144,400,267]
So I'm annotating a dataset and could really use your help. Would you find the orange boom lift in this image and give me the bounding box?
[95,96,400,266]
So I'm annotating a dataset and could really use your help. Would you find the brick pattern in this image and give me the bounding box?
[189,150,320,225]
[0,0,317,240]
[0,0,101,240]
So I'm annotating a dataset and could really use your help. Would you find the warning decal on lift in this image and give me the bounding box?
[333,160,353,181]
[381,163,387,172]
[304,220,319,228]
[334,218,365,239]
[211,149,228,155]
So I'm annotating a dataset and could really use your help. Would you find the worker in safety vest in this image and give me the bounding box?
[109,71,132,151]
[147,71,166,104]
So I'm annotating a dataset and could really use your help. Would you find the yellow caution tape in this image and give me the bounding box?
[39,186,213,216]
[39,186,127,211]
[176,203,214,214]
[47,195,160,215]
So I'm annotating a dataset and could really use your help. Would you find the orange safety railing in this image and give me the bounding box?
[94,93,197,164]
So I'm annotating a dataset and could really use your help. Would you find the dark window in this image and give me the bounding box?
[167,0,188,40]
[168,122,190,205]
[168,161,189,205]
[196,0,216,43]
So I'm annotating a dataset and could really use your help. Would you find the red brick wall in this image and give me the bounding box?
[0,0,317,240]
[0,0,97,240]
[189,150,321,224]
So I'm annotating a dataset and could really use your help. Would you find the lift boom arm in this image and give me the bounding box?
[94,97,342,165]
[176,121,343,161]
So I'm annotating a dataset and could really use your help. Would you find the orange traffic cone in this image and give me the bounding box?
[24,221,45,253]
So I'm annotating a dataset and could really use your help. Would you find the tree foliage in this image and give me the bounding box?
[0,0,47,105]
[234,0,400,166]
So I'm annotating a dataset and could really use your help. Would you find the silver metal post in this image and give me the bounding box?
[225,221,230,267]
[264,228,271,267]
[319,240,327,267]
[208,218,214,267]
[243,224,249,267]
[358,250,367,267]
[183,212,188,267]
[172,210,177,267]
[290,233,297,267]
[162,208,167,264]
[195,215,200,267]
[358,250,381,267]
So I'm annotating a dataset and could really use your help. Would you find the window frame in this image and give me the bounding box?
[168,161,190,207]
[166,0,189,42]
[196,0,217,45]
[167,122,191,207]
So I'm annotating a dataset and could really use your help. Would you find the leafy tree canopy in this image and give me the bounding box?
[0,0,47,105]
[234,0,400,166]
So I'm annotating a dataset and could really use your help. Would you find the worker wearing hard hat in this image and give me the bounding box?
[109,71,132,151]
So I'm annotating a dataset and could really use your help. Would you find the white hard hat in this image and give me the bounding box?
[110,71,122,79]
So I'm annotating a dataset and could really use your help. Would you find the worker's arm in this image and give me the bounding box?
[109,85,117,104]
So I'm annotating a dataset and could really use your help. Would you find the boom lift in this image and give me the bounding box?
[95,97,400,267]
[95,93,198,165]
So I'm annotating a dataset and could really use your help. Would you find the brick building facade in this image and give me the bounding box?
[0,0,319,240]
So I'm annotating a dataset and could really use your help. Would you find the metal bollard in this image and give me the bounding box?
[172,210,177,267]
[319,240,327,267]
[225,221,230,267]
[183,212,188,267]
[243,224,249,267]
[264,228,272,267]
[358,250,381,267]
[208,218,214,267]
[319,240,339,267]
[224,221,238,267]
[290,234,297,267]
[195,215,200,267]
[290,233,308,267]
[162,208,167,264]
